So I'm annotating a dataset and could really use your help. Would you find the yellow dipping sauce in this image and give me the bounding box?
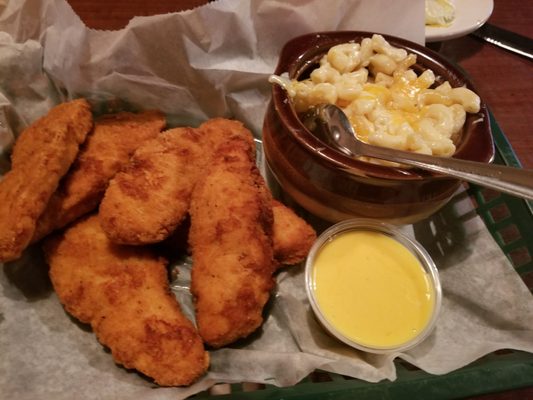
[311,230,435,349]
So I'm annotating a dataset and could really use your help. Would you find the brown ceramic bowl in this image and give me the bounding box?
[263,31,494,225]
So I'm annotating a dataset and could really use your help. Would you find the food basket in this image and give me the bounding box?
[193,112,533,399]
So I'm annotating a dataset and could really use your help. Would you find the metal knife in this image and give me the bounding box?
[471,23,533,60]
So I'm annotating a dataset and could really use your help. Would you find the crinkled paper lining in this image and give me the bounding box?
[1,1,533,399]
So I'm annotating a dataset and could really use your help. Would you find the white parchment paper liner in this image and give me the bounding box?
[1,1,533,399]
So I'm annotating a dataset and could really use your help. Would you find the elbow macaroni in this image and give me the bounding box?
[270,34,481,158]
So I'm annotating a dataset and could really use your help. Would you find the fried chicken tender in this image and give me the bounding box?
[43,214,208,386]
[272,200,316,266]
[98,126,205,245]
[32,110,165,242]
[99,118,254,245]
[0,99,92,262]
[189,138,276,348]
[159,199,317,266]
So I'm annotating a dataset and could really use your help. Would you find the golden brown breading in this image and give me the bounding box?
[189,138,276,348]
[99,118,255,245]
[0,99,92,262]
[32,110,166,242]
[272,200,316,266]
[155,199,316,267]
[43,214,209,386]
[199,118,256,161]
[98,126,205,245]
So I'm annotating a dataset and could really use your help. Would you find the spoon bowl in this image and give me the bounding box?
[305,104,533,201]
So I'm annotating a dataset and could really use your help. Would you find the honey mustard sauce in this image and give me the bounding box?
[311,230,435,348]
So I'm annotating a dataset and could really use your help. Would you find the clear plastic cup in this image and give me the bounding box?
[305,218,442,353]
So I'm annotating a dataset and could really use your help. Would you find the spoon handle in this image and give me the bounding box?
[360,142,533,200]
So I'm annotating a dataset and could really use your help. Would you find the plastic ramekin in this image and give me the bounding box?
[305,218,442,354]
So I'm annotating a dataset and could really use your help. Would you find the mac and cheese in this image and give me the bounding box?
[269,34,480,158]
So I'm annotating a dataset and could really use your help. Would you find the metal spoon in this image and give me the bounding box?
[303,104,533,201]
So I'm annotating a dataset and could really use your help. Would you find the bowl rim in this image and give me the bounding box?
[271,30,494,181]
[304,218,443,354]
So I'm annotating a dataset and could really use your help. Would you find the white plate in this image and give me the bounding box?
[425,0,494,43]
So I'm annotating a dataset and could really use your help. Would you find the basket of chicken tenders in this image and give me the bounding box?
[1,1,533,400]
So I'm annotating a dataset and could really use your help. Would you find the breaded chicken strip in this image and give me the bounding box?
[99,118,254,245]
[43,214,208,386]
[189,138,276,348]
[159,199,316,267]
[272,200,316,266]
[32,110,165,242]
[0,99,92,262]
[98,126,204,245]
